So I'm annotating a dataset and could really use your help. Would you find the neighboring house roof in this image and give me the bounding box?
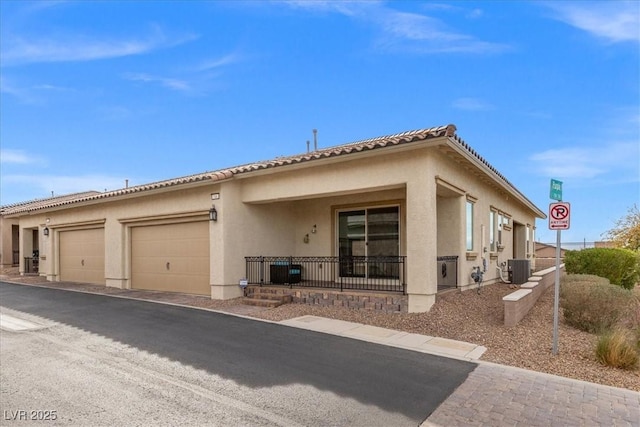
[535,242,567,257]
[594,241,615,248]
[1,191,101,216]
[2,124,544,218]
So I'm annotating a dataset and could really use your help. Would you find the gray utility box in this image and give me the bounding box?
[508,259,530,285]
[437,256,458,288]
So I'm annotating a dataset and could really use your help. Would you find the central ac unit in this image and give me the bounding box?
[508,259,530,284]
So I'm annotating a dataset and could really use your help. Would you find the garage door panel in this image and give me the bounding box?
[187,258,208,275]
[131,222,210,295]
[59,228,105,285]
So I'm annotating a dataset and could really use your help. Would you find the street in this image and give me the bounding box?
[0,282,476,426]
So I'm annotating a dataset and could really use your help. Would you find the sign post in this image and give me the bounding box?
[549,179,569,355]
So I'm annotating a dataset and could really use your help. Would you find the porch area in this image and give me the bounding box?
[245,256,407,294]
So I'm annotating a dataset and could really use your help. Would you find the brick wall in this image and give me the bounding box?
[291,290,408,313]
[247,286,408,313]
[503,265,565,327]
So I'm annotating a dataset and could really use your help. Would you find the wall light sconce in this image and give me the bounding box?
[209,206,218,222]
[43,227,50,236]
[311,224,317,234]
[303,234,310,244]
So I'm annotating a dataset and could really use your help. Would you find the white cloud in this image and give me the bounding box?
[278,0,368,16]
[122,52,241,94]
[0,77,40,104]
[466,8,484,20]
[2,174,128,196]
[545,1,640,44]
[1,76,77,104]
[194,53,242,72]
[530,142,639,181]
[373,10,509,54]
[452,97,494,111]
[0,149,44,165]
[122,72,191,92]
[280,1,510,54]
[1,27,198,66]
[32,84,73,92]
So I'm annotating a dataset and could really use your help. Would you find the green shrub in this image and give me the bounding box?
[560,275,638,333]
[595,329,639,370]
[564,248,640,290]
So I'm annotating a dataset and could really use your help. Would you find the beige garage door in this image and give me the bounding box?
[59,228,106,285]
[131,221,210,295]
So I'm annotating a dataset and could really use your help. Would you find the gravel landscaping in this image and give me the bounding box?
[2,269,638,392]
[249,283,640,392]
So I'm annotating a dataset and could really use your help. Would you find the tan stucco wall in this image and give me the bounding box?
[0,217,19,268]
[14,185,216,288]
[237,147,439,311]
[5,137,541,313]
[428,148,537,289]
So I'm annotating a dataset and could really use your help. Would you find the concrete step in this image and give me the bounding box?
[248,293,293,302]
[242,289,292,308]
[246,286,292,296]
[242,298,280,308]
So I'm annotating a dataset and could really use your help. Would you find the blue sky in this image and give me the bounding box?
[1,0,638,244]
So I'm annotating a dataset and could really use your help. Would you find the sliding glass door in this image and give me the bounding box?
[338,206,399,279]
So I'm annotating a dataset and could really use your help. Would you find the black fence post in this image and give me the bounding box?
[259,256,264,287]
[403,257,407,295]
[289,256,293,289]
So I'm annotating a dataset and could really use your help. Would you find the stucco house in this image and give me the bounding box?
[0,124,545,312]
[534,241,567,271]
[534,242,568,258]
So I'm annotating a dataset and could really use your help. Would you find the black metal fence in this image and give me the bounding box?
[245,256,406,293]
[23,257,39,274]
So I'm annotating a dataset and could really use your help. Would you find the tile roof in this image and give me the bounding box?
[1,191,101,215]
[0,170,233,215]
[1,124,543,217]
[229,124,457,173]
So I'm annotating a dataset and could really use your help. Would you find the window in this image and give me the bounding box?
[526,224,532,257]
[466,200,474,251]
[490,208,510,252]
[498,212,504,248]
[489,210,496,252]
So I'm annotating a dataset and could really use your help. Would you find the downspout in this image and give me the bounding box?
[497,262,511,284]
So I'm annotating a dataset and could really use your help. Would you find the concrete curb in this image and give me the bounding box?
[1,279,485,362]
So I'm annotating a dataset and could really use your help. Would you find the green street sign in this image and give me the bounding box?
[550,179,563,201]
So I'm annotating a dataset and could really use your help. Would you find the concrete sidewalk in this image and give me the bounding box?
[280,315,487,361]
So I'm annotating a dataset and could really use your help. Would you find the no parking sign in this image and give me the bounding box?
[549,202,570,230]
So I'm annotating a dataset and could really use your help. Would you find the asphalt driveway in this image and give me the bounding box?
[0,282,476,426]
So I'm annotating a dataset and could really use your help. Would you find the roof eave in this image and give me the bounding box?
[2,173,235,217]
[445,137,546,219]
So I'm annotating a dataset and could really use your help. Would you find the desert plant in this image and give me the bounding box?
[595,328,639,370]
[560,274,610,288]
[564,248,640,290]
[602,204,640,251]
[560,275,637,333]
